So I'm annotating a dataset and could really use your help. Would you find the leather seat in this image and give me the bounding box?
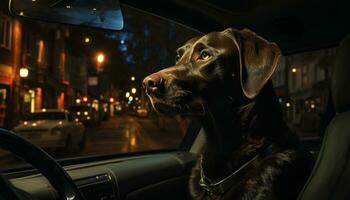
[298,33,350,200]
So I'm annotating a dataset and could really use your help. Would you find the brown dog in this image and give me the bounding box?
[143,28,314,200]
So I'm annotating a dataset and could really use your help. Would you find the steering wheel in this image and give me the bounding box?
[0,128,85,200]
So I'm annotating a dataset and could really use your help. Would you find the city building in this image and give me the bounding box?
[0,9,90,128]
[272,48,336,134]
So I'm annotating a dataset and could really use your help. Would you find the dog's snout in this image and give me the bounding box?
[142,74,164,97]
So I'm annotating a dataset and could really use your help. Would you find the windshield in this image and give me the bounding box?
[24,112,66,121]
[0,5,200,169]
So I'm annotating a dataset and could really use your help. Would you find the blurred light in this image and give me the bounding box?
[77,112,81,116]
[135,97,139,101]
[19,67,29,78]
[87,116,91,120]
[310,104,316,109]
[286,102,291,108]
[121,40,125,44]
[19,12,24,16]
[84,111,88,116]
[97,53,105,64]
[128,96,133,101]
[75,118,79,122]
[42,108,46,112]
[130,136,136,146]
[82,96,88,102]
[292,68,297,73]
[37,40,44,63]
[92,8,97,11]
[109,97,115,103]
[32,0,36,2]
[58,121,63,125]
[76,98,81,104]
[66,5,71,9]
[125,92,130,98]
[24,121,28,125]
[131,88,136,94]
[84,37,90,43]
[32,123,37,127]
[131,76,135,81]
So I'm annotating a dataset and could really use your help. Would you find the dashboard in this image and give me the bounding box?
[7,151,197,200]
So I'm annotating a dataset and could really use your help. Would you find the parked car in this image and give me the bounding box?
[12,110,86,152]
[136,108,148,118]
[69,105,99,126]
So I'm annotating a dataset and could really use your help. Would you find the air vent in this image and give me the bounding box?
[75,174,116,200]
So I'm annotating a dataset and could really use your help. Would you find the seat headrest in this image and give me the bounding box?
[332,33,350,113]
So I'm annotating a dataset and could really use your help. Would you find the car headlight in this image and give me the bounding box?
[51,128,62,135]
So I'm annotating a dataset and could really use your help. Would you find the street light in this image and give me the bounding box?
[131,88,136,94]
[128,96,133,101]
[84,37,90,43]
[109,97,115,103]
[131,76,135,81]
[19,67,29,78]
[125,92,130,98]
[292,68,297,73]
[97,53,105,64]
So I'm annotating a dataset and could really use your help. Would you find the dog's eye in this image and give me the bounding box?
[199,51,211,61]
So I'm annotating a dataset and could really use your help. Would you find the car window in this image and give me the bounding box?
[272,48,337,138]
[0,6,200,169]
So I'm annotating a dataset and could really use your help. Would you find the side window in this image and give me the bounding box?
[0,6,201,169]
[272,48,337,137]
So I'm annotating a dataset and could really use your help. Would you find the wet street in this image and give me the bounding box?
[0,115,186,169]
[79,115,184,156]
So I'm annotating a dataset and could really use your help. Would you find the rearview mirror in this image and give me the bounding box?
[9,0,124,31]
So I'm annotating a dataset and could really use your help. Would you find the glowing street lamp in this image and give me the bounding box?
[84,37,90,43]
[19,67,29,78]
[125,92,130,98]
[292,68,297,73]
[131,76,135,81]
[131,88,137,94]
[97,53,105,64]
[109,97,115,103]
[128,96,133,101]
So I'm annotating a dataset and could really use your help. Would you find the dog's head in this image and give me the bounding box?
[143,28,281,115]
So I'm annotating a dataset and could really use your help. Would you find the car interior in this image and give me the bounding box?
[0,0,349,199]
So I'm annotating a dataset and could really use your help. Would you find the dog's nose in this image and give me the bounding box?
[142,74,164,97]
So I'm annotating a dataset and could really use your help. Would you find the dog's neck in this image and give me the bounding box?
[200,82,291,180]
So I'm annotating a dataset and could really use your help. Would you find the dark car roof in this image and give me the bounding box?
[121,0,349,54]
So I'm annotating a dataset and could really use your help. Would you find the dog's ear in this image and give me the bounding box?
[223,28,281,99]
